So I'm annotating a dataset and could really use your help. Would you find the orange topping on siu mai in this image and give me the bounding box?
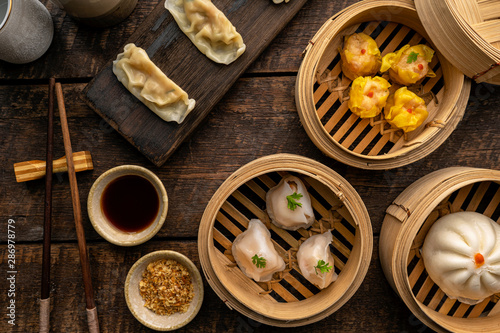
[361,49,366,55]
[367,91,374,98]
[418,64,424,70]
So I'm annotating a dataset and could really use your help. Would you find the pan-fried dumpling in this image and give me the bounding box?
[266,175,315,231]
[112,43,195,124]
[232,219,286,282]
[297,230,338,289]
[165,0,246,65]
[421,212,500,305]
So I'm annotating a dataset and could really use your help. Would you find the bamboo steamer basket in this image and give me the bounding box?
[198,154,372,327]
[296,0,471,170]
[380,167,500,333]
[415,0,500,85]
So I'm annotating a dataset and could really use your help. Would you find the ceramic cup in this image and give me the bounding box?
[0,0,54,64]
[50,0,138,27]
[88,165,168,246]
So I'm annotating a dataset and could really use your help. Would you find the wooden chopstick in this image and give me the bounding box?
[40,78,55,333]
[55,82,100,333]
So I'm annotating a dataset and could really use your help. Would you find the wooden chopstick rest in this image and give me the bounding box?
[14,151,93,183]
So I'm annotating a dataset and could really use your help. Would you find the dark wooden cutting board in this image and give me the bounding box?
[82,0,309,166]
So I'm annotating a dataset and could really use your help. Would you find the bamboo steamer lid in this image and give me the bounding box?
[415,0,500,85]
[296,0,470,170]
[198,154,372,326]
[379,167,500,333]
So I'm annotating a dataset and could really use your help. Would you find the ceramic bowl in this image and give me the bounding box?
[87,165,168,246]
[124,250,204,331]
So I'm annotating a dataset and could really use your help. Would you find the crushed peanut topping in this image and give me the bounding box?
[139,259,194,315]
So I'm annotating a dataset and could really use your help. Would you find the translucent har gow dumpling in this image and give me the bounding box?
[266,175,315,231]
[421,212,500,305]
[232,219,286,282]
[297,230,338,289]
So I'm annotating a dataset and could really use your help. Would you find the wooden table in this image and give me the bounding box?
[1,0,499,332]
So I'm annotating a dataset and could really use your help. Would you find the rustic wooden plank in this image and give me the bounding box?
[0,0,157,80]
[248,0,362,74]
[0,237,436,332]
[0,0,361,80]
[0,0,499,331]
[81,0,309,166]
[1,80,500,243]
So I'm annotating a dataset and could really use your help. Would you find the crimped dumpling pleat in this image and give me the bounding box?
[165,0,246,65]
[112,43,195,124]
[481,272,500,294]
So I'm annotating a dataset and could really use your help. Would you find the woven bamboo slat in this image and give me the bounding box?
[380,167,500,332]
[415,0,500,84]
[296,0,469,170]
[198,154,372,327]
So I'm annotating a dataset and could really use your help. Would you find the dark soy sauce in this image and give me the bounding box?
[101,175,159,233]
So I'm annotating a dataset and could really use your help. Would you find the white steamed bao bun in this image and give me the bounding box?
[421,211,500,305]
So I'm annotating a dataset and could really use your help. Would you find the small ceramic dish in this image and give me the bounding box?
[125,250,204,331]
[87,165,168,246]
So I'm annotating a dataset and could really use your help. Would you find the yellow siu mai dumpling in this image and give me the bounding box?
[348,76,391,118]
[380,44,436,85]
[384,87,428,133]
[340,33,382,81]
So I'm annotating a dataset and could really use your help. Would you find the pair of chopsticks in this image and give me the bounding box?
[40,78,100,333]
